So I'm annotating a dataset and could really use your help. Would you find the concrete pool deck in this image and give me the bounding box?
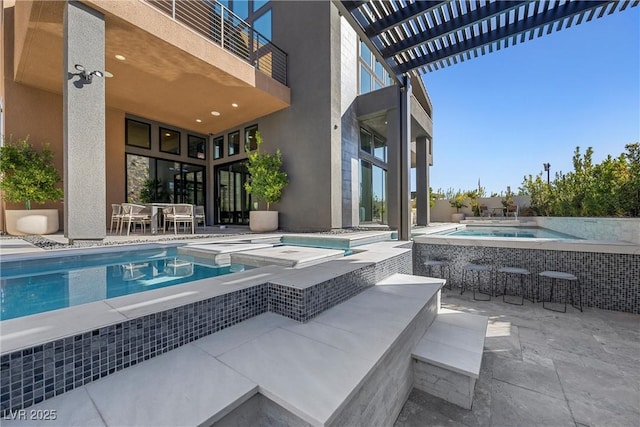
[396,290,640,427]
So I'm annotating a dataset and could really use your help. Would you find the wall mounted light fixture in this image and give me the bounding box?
[75,64,104,82]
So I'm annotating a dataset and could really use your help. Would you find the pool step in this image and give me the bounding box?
[178,242,274,264]
[411,309,488,409]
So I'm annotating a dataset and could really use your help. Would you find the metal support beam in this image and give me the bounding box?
[399,75,411,241]
[416,136,429,226]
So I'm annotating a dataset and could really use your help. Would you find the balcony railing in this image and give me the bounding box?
[144,0,287,86]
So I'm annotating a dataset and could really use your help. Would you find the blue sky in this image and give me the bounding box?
[416,6,640,196]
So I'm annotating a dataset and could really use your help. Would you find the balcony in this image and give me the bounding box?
[144,0,287,86]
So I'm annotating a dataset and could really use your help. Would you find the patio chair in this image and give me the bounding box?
[195,205,206,228]
[163,204,195,235]
[506,204,519,219]
[119,203,152,236]
[110,203,123,234]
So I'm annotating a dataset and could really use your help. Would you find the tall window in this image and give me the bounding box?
[228,131,240,156]
[244,125,258,151]
[214,136,224,159]
[360,127,387,162]
[358,40,392,95]
[359,127,388,224]
[359,160,387,224]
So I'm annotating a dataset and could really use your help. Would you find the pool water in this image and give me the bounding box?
[0,247,247,320]
[440,226,579,239]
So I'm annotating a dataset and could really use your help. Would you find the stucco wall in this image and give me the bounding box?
[430,196,532,222]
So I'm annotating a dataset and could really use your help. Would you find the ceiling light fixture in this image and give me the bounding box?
[211,111,221,116]
[196,119,202,123]
[115,54,126,61]
[231,103,238,108]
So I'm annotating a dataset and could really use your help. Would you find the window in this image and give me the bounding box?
[231,0,248,19]
[160,127,180,154]
[359,41,372,66]
[253,0,268,11]
[188,135,206,160]
[358,39,391,95]
[360,64,372,95]
[244,125,258,151]
[359,160,387,224]
[374,135,387,162]
[253,10,271,40]
[214,136,224,159]
[126,154,205,205]
[360,128,372,153]
[228,131,240,156]
[126,119,150,149]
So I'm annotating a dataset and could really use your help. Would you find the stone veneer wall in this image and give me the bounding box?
[413,243,640,314]
[0,252,411,416]
[535,217,640,244]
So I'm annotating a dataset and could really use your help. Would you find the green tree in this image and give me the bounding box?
[520,144,639,217]
[0,137,64,209]
[244,132,288,211]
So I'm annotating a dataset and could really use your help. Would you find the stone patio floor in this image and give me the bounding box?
[395,290,640,427]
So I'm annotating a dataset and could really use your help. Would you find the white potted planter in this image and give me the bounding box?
[244,132,288,233]
[0,138,64,236]
[5,209,59,235]
[249,211,279,232]
[451,212,465,223]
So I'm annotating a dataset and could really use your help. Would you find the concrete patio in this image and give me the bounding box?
[396,290,640,427]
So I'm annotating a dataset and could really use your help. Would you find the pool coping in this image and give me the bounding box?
[413,234,640,255]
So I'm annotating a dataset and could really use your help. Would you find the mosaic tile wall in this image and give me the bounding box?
[0,286,268,415]
[1,251,412,415]
[413,243,640,314]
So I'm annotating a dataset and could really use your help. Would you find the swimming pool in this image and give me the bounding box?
[439,226,579,239]
[0,246,247,320]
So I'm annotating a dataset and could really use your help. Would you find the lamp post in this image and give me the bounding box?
[543,163,551,185]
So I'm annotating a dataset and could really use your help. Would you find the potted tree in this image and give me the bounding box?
[244,132,288,232]
[0,137,64,235]
[449,192,467,223]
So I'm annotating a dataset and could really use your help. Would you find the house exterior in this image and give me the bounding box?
[1,0,433,240]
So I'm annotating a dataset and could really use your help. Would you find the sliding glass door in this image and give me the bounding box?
[215,160,250,225]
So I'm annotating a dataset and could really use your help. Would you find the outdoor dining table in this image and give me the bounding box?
[146,203,173,234]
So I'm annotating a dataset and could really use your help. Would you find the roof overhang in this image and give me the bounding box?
[10,0,290,133]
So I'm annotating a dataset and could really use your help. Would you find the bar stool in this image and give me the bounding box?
[423,259,452,290]
[498,267,531,305]
[461,262,493,301]
[538,271,582,313]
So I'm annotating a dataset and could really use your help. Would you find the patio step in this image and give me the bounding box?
[411,309,488,409]
[5,274,445,427]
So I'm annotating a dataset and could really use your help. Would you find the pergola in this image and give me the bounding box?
[335,0,638,239]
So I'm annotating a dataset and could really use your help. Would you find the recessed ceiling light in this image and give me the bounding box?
[103,71,114,78]
[231,103,238,108]
[115,54,126,61]
[196,119,202,123]
[211,111,221,116]
[165,132,171,137]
